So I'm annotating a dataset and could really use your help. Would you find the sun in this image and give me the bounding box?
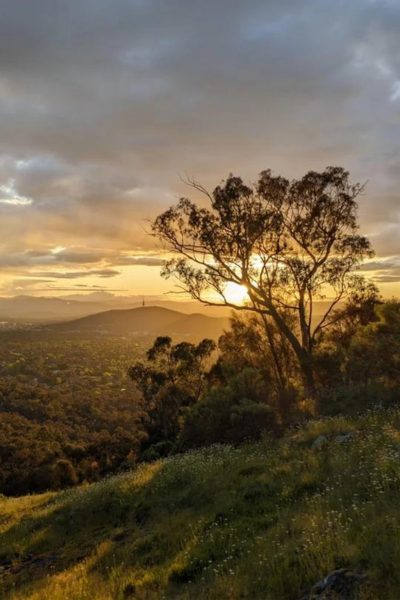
[224,282,249,305]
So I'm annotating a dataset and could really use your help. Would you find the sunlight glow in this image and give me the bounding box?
[51,246,67,255]
[224,282,249,305]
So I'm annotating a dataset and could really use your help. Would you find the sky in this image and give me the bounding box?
[0,0,399,298]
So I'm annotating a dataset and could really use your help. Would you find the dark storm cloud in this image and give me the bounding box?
[0,0,399,292]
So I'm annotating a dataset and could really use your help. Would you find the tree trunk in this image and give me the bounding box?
[297,353,318,412]
[263,300,318,401]
[260,313,287,391]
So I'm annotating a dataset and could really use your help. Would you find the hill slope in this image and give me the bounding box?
[50,306,230,340]
[0,295,233,324]
[1,409,398,599]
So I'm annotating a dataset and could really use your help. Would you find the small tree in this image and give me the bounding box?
[152,167,373,396]
[218,313,295,387]
[346,301,400,386]
[178,368,278,449]
[128,336,216,452]
[216,312,297,419]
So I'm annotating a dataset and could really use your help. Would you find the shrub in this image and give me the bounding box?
[318,382,400,416]
[178,368,278,449]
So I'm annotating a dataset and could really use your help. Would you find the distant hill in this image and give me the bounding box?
[50,306,230,341]
[0,293,340,330]
[62,294,234,317]
[0,294,233,323]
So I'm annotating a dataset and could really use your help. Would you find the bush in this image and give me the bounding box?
[178,369,278,449]
[141,440,174,462]
[52,459,79,488]
[318,382,400,416]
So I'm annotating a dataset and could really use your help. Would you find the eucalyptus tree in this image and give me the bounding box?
[152,167,373,395]
[129,336,216,445]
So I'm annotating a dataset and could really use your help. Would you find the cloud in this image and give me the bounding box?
[27,269,120,279]
[0,179,33,206]
[2,278,126,294]
[373,275,400,283]
[359,257,400,271]
[358,256,400,284]
[114,256,165,267]
[0,249,109,269]
[49,249,112,264]
[0,1,399,293]
[0,247,166,271]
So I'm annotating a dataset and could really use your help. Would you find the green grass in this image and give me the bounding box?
[2,408,400,599]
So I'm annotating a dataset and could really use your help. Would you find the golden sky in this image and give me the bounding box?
[0,1,399,299]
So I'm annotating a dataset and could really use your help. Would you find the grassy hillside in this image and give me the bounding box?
[1,408,400,599]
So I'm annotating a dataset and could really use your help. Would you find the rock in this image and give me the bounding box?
[335,433,353,444]
[298,568,366,599]
[311,435,328,449]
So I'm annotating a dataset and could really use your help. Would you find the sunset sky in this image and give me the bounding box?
[0,0,399,298]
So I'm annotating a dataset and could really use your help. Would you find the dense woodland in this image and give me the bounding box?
[0,336,147,495]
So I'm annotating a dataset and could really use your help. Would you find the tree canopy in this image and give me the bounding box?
[153,167,374,393]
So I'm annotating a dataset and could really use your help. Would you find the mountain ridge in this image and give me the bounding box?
[49,305,230,341]
[0,295,232,322]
